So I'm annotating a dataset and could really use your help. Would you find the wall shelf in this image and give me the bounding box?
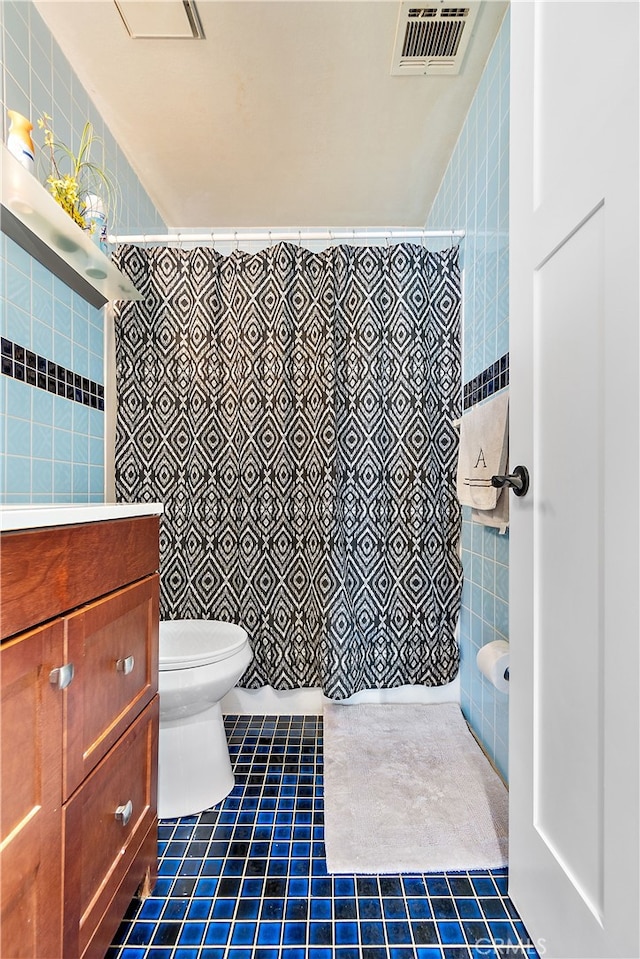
[0,144,141,308]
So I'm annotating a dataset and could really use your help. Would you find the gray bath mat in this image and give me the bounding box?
[323,702,508,873]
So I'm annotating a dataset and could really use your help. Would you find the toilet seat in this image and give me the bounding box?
[159,619,249,670]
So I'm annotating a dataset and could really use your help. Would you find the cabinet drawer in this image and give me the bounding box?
[63,696,158,959]
[1,516,160,640]
[65,575,159,797]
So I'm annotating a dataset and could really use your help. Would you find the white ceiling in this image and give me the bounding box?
[34,0,508,230]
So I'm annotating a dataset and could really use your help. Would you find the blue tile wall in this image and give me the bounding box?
[0,0,165,503]
[427,11,510,781]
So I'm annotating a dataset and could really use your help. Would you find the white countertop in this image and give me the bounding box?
[0,502,164,532]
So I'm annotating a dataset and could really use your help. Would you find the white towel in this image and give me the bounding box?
[472,489,509,534]
[456,392,509,511]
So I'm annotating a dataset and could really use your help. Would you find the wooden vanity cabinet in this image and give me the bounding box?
[0,515,161,959]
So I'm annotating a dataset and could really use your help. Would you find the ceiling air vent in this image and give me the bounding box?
[391,1,479,76]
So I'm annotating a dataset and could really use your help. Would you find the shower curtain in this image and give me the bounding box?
[114,242,462,699]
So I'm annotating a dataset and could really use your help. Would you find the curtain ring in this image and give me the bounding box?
[177,232,183,251]
[210,231,216,251]
[298,231,302,248]
[269,231,273,248]
[234,231,239,251]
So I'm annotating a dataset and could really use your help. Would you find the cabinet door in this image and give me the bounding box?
[0,621,65,958]
[64,574,159,798]
[63,697,159,959]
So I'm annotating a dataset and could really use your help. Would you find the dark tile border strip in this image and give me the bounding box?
[463,352,509,410]
[1,337,104,411]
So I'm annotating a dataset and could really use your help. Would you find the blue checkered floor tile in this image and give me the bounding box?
[107,715,538,959]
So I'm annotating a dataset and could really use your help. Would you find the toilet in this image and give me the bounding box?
[158,619,252,819]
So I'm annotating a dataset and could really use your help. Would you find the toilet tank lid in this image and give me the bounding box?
[159,619,249,670]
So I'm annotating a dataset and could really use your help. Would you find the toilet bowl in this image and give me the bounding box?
[158,619,252,819]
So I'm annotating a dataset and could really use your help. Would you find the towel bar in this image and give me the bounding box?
[491,465,530,497]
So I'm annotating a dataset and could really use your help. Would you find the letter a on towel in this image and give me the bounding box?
[456,392,509,511]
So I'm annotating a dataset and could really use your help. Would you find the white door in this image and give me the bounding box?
[509,3,639,958]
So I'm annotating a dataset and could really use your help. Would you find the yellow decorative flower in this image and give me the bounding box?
[46,174,88,229]
[37,113,117,231]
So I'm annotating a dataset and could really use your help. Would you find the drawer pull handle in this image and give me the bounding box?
[115,800,133,827]
[49,663,74,690]
[116,655,135,675]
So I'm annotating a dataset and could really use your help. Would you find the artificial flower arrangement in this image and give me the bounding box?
[37,112,118,234]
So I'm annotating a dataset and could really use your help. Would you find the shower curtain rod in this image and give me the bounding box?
[107,228,466,245]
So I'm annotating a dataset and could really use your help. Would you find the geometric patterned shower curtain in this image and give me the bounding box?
[113,241,462,699]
